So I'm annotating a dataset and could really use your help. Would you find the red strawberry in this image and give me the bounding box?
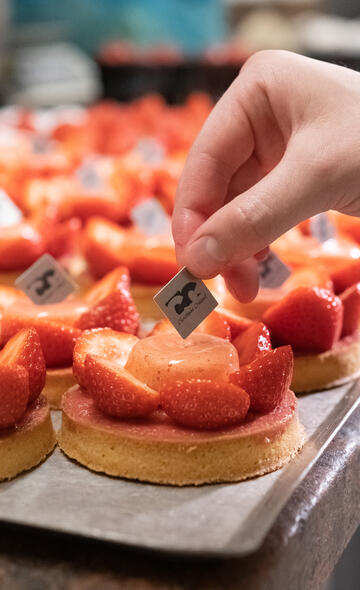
[1,314,82,368]
[215,307,254,340]
[230,346,293,413]
[0,364,29,429]
[83,217,178,283]
[340,283,360,337]
[83,266,130,305]
[263,287,343,353]
[85,354,159,417]
[233,322,272,366]
[0,222,45,271]
[76,289,139,334]
[0,328,46,403]
[73,328,138,388]
[197,310,231,340]
[160,379,250,430]
[331,259,360,294]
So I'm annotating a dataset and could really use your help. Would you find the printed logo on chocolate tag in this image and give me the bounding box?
[15,254,77,304]
[259,250,291,289]
[0,189,23,227]
[76,162,103,190]
[154,267,218,338]
[309,213,336,243]
[135,138,165,163]
[131,198,171,237]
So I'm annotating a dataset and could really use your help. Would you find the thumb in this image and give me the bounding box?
[183,153,329,278]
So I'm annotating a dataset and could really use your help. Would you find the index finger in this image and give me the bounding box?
[172,75,254,251]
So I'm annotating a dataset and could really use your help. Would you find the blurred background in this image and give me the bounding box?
[2,0,360,106]
[0,2,359,587]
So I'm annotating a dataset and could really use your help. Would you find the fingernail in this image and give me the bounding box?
[186,236,227,276]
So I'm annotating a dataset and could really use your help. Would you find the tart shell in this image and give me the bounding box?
[59,386,305,486]
[292,332,360,392]
[0,395,56,481]
[43,367,76,410]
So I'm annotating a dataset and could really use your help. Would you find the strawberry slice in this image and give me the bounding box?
[73,328,138,388]
[85,354,159,417]
[0,221,45,271]
[83,266,130,305]
[230,346,293,413]
[263,287,343,353]
[1,314,82,368]
[76,289,139,334]
[0,327,46,403]
[160,379,250,430]
[340,283,360,337]
[83,217,178,283]
[0,364,29,429]
[331,259,360,294]
[149,311,231,340]
[215,307,254,340]
[233,322,272,366]
[197,310,231,340]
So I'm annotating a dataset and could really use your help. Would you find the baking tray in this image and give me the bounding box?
[0,380,359,558]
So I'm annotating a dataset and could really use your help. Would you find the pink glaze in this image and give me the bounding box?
[62,386,297,444]
[0,395,49,439]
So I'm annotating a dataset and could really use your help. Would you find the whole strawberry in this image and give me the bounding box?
[0,364,29,429]
[263,287,343,353]
[340,283,360,337]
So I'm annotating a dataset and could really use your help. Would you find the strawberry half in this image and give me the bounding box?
[230,346,293,413]
[160,379,250,430]
[85,354,159,418]
[0,327,46,403]
[233,322,272,366]
[83,266,130,305]
[215,307,254,340]
[1,314,82,367]
[340,283,360,337]
[263,287,343,353]
[73,328,138,388]
[76,289,139,334]
[331,259,360,294]
[0,364,29,429]
[0,222,45,271]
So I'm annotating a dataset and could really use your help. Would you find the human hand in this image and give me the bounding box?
[172,50,360,301]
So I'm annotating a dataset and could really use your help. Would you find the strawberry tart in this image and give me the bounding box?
[0,327,55,481]
[0,267,139,409]
[59,315,305,485]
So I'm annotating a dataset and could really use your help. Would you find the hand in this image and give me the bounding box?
[172,50,360,301]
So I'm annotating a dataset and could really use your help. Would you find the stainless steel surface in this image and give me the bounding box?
[0,381,359,558]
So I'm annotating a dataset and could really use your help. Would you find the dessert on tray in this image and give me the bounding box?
[59,313,305,486]
[0,267,139,409]
[0,327,55,481]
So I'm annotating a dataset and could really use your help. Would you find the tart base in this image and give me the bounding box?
[0,270,21,287]
[43,367,76,410]
[59,387,305,486]
[292,332,360,393]
[0,395,56,481]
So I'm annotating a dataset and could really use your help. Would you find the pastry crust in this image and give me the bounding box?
[59,387,305,486]
[0,395,56,481]
[43,367,76,410]
[292,333,360,392]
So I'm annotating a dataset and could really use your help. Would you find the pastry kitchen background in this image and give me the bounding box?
[0,2,360,590]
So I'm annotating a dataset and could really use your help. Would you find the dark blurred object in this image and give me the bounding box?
[98,41,249,103]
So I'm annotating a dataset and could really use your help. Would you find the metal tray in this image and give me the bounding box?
[0,380,359,558]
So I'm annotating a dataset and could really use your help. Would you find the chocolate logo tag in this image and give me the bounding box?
[309,213,336,243]
[0,189,23,227]
[153,267,218,338]
[259,250,291,289]
[15,254,77,304]
[131,198,171,237]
